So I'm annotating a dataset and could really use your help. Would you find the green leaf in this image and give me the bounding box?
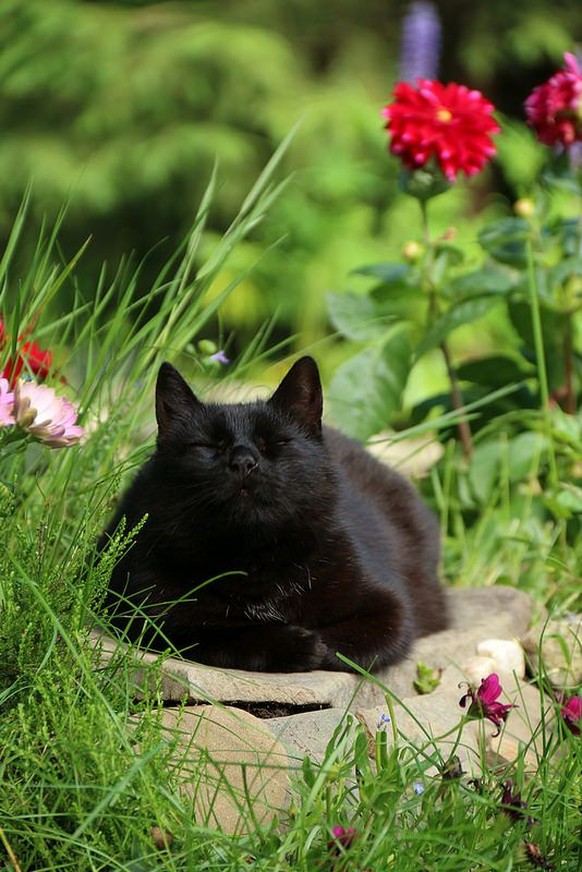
[468,439,501,504]
[506,431,547,482]
[456,354,534,388]
[326,291,398,340]
[329,329,412,440]
[548,256,582,291]
[448,266,516,298]
[352,262,411,283]
[508,300,569,389]
[478,218,530,266]
[415,296,502,360]
[413,661,442,695]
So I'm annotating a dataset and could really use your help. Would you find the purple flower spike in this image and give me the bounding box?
[399,1,441,84]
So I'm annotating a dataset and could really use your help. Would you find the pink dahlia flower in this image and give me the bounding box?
[382,79,500,180]
[459,673,516,735]
[0,377,15,427]
[525,52,582,148]
[13,380,83,448]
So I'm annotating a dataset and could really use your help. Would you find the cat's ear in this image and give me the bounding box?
[155,362,201,439]
[269,356,323,435]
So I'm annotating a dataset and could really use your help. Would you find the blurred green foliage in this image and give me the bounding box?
[0,0,580,361]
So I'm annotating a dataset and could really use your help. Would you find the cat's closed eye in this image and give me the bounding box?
[255,435,291,455]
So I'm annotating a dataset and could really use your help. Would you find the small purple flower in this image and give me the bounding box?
[376,712,391,731]
[399,1,441,84]
[413,781,425,795]
[209,350,230,366]
[459,673,516,736]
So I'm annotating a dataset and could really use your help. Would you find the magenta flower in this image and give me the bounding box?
[560,695,581,736]
[329,826,357,853]
[0,377,15,427]
[13,380,83,448]
[459,673,516,735]
[500,780,533,826]
[525,52,582,149]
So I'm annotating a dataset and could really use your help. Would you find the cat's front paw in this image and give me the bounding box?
[272,625,328,672]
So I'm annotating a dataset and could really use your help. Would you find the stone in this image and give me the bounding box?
[476,639,526,680]
[91,587,537,713]
[458,656,497,685]
[153,705,290,834]
[521,616,582,689]
[263,708,355,765]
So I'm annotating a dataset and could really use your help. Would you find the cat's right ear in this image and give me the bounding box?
[155,362,201,440]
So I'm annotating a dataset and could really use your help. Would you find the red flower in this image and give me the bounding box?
[382,79,500,181]
[525,53,582,148]
[0,316,53,383]
[459,673,516,735]
[560,694,581,736]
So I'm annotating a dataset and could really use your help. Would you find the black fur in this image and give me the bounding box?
[100,357,448,672]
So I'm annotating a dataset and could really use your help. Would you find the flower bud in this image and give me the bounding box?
[197,339,218,356]
[402,240,424,262]
[513,198,535,218]
[399,167,452,202]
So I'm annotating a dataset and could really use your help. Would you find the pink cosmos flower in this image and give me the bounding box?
[382,79,500,181]
[560,694,582,736]
[459,673,516,735]
[525,52,582,148]
[13,380,83,448]
[0,377,15,427]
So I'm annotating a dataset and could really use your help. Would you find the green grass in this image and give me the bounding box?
[1,166,581,870]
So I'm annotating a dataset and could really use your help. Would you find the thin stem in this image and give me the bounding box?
[563,313,575,415]
[0,825,22,872]
[419,199,473,459]
[525,236,559,489]
[440,340,473,459]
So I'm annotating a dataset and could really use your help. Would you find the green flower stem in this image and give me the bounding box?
[419,200,473,459]
[563,315,575,415]
[525,236,559,489]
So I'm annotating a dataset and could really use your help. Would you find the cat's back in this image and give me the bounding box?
[323,425,446,634]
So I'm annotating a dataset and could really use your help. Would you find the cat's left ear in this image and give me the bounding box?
[269,356,323,436]
[155,362,201,441]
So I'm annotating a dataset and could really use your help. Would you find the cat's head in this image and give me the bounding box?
[152,357,334,534]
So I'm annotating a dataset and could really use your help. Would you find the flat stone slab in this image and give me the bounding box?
[139,705,290,834]
[92,587,537,711]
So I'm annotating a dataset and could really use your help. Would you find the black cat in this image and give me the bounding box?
[100,356,447,672]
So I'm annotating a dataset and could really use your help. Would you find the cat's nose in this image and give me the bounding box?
[229,446,259,477]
